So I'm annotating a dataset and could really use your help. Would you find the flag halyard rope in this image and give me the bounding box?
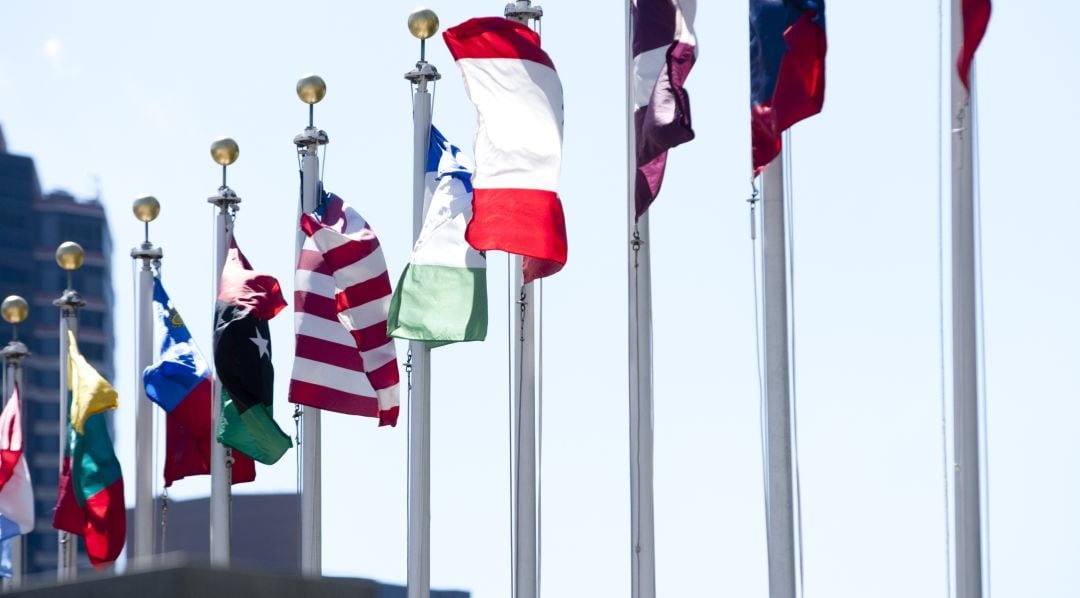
[970,69,992,598]
[515,280,528,598]
[781,133,807,598]
[936,0,955,594]
[159,488,169,556]
[747,182,772,567]
[507,254,516,598]
[536,277,544,598]
[630,221,644,598]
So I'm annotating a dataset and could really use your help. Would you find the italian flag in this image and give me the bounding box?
[388,125,487,345]
[443,17,567,282]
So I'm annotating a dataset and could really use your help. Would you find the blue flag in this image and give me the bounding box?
[143,278,254,486]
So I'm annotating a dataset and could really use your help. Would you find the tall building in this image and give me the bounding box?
[127,494,469,597]
[0,125,115,575]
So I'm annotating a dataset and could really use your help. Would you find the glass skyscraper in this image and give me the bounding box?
[0,125,114,575]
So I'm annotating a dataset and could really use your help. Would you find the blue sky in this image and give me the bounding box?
[2,1,1079,596]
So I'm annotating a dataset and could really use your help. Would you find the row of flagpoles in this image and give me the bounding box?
[628,2,990,598]
[0,1,991,597]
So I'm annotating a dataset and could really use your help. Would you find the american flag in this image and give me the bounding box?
[289,193,400,426]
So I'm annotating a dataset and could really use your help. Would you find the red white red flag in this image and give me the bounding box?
[444,17,567,283]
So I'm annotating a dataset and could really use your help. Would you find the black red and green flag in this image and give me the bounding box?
[214,239,292,465]
[53,330,125,568]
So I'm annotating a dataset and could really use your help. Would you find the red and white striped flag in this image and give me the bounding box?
[289,193,400,426]
[443,17,567,283]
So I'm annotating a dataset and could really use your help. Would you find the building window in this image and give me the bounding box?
[30,433,54,453]
[29,400,59,422]
[81,311,104,328]
[79,342,104,361]
[58,219,102,252]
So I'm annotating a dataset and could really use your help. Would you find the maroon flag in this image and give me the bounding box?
[633,0,697,218]
[957,0,991,91]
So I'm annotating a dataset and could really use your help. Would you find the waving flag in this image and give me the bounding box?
[0,385,33,578]
[144,278,255,486]
[67,330,117,434]
[957,0,991,91]
[750,0,827,174]
[53,331,125,568]
[444,17,567,283]
[215,240,292,465]
[291,193,400,426]
[388,125,487,344]
[632,0,697,217]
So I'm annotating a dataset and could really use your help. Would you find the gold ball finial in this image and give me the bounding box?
[296,75,327,105]
[408,8,440,40]
[132,194,160,223]
[56,241,85,271]
[210,137,240,166]
[1,296,28,325]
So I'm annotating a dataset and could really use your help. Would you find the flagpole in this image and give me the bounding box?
[294,76,328,577]
[950,1,983,595]
[1,295,30,588]
[502,6,544,598]
[131,195,162,567]
[627,214,656,598]
[207,138,242,567]
[625,2,656,596]
[404,11,440,598]
[54,242,85,579]
[761,156,797,598]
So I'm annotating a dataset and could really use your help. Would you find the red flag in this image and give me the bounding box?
[957,0,991,91]
[749,1,827,174]
[444,18,567,283]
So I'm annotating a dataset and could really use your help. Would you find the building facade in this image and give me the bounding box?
[0,125,115,575]
[127,494,468,597]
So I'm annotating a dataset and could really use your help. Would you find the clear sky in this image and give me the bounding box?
[2,1,1079,597]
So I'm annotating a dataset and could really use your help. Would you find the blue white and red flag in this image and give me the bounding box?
[144,278,255,486]
[749,0,827,174]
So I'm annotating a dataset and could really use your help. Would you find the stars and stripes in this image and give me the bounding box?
[290,193,400,426]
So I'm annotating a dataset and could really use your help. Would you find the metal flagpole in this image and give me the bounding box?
[54,242,86,579]
[131,195,163,567]
[1,295,30,588]
[950,1,983,595]
[625,3,656,597]
[207,137,242,567]
[503,5,544,598]
[761,157,797,598]
[404,11,440,598]
[511,260,537,598]
[628,216,656,598]
[295,75,328,577]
